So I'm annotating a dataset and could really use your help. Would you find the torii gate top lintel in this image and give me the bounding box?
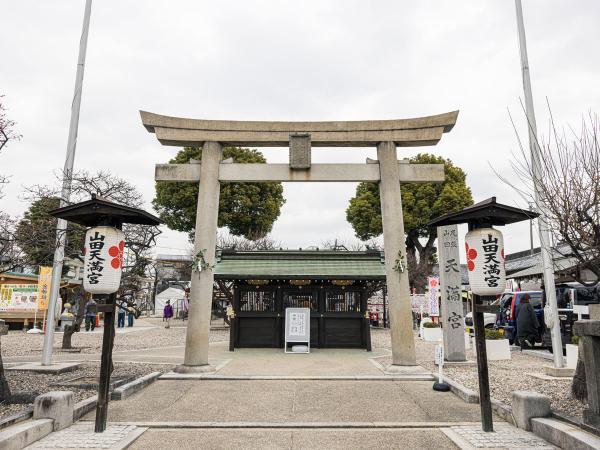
[140,110,458,147]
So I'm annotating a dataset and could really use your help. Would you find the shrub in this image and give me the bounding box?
[571,335,580,345]
[423,322,440,328]
[485,328,504,340]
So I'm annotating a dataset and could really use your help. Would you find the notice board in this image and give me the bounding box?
[284,307,310,353]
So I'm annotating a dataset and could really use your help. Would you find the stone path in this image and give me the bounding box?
[96,379,481,424]
[129,428,459,450]
[26,423,146,449]
[442,424,556,449]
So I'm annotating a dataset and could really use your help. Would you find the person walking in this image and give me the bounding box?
[127,308,135,327]
[516,294,539,349]
[117,304,126,328]
[163,300,173,329]
[84,298,97,331]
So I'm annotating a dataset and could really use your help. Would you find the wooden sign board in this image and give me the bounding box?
[284,307,310,353]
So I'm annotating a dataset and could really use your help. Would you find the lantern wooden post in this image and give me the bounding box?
[429,197,539,433]
[48,195,161,434]
[472,293,494,432]
[95,292,117,432]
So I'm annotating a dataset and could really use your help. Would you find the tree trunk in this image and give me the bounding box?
[61,323,79,349]
[0,340,11,402]
[61,294,86,350]
[406,233,436,293]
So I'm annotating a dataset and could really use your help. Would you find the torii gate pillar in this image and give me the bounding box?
[175,141,222,372]
[378,142,416,365]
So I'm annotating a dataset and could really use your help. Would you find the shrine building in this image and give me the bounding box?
[214,249,386,350]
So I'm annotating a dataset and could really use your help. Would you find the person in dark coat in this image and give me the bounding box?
[163,300,174,329]
[84,298,97,331]
[516,294,539,349]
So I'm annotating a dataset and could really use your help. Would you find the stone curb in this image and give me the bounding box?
[159,374,432,381]
[73,395,98,421]
[0,418,53,450]
[0,408,33,431]
[532,417,600,450]
[432,374,516,425]
[491,399,516,426]
[102,420,480,429]
[433,373,600,445]
[432,374,479,403]
[111,372,161,400]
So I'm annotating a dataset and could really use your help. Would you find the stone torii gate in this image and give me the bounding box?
[141,110,458,373]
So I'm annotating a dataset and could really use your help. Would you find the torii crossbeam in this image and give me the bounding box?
[142,110,459,373]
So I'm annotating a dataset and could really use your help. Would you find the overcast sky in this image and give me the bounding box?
[2,0,599,259]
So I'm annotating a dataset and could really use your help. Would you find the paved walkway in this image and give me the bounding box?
[129,428,459,450]
[12,329,557,449]
[92,379,481,424]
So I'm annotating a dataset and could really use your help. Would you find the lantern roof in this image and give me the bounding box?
[49,194,161,227]
[428,197,538,228]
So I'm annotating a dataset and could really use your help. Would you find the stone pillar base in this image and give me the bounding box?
[543,366,574,378]
[583,409,600,430]
[173,364,216,374]
[385,364,426,374]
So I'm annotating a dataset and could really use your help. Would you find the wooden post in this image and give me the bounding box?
[362,288,372,351]
[228,316,235,352]
[472,293,493,432]
[95,293,116,433]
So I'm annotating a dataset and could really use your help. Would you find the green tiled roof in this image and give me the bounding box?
[214,250,386,280]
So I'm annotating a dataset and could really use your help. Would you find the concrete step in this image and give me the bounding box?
[531,417,600,450]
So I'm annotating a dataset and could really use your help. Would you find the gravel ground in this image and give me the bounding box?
[0,318,229,357]
[0,318,228,422]
[370,327,586,418]
[0,362,173,421]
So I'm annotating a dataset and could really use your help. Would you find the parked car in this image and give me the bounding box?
[542,282,600,353]
[496,291,544,345]
[464,311,497,335]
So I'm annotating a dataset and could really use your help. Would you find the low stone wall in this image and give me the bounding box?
[0,418,53,450]
[111,372,161,401]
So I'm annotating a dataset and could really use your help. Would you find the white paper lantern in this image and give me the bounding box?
[465,227,506,296]
[83,226,125,294]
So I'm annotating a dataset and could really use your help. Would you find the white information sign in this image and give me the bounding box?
[284,307,310,353]
[435,344,444,366]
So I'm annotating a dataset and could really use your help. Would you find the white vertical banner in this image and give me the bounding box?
[428,276,440,317]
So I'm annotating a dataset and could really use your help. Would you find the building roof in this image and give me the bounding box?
[0,271,39,281]
[214,250,386,280]
[428,197,537,228]
[49,194,161,227]
[0,271,80,285]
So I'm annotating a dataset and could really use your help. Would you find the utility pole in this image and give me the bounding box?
[529,202,534,256]
[42,0,93,365]
[514,0,563,367]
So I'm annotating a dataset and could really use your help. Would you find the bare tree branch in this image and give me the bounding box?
[498,106,600,286]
